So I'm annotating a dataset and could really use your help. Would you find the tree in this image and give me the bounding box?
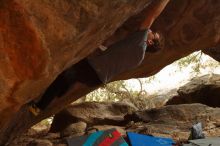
[175,51,220,75]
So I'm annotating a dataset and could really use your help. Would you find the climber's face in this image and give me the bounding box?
[147,30,160,46]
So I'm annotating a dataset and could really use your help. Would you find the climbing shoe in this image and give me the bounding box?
[28,102,41,116]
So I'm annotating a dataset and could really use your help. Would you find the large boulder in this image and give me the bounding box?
[125,103,220,140]
[166,74,220,107]
[50,102,138,132]
[0,0,220,145]
[0,0,150,121]
[0,0,151,144]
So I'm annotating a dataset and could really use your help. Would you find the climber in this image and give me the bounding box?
[29,0,169,116]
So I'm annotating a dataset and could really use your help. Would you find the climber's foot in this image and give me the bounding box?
[28,102,41,116]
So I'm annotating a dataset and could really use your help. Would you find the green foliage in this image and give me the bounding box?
[32,117,53,129]
[177,51,201,67]
[86,78,164,109]
[175,50,219,75]
[40,119,51,126]
[176,51,202,73]
[145,75,156,83]
[86,80,132,102]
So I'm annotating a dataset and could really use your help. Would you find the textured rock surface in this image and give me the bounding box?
[125,103,220,140]
[0,0,151,144]
[52,102,220,140]
[0,0,150,113]
[203,46,220,62]
[50,102,137,133]
[0,0,220,145]
[166,74,220,107]
[10,103,220,145]
[60,121,87,137]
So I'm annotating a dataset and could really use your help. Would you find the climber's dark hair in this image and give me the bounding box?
[146,31,164,53]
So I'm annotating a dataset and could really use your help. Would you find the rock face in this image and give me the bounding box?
[166,74,220,107]
[0,0,151,144]
[0,0,220,145]
[0,0,150,114]
[203,46,220,62]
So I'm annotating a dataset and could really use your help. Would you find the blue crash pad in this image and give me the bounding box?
[127,132,174,146]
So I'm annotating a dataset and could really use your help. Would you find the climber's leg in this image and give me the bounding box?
[29,63,78,116]
[74,59,102,87]
[29,58,102,116]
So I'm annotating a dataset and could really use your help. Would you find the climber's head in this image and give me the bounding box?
[146,29,164,53]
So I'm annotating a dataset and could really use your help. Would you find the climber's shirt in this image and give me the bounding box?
[88,29,148,83]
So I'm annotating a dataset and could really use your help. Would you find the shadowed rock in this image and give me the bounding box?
[167,74,220,107]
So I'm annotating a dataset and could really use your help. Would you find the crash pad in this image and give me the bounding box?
[184,137,220,146]
[66,128,128,146]
[127,132,174,146]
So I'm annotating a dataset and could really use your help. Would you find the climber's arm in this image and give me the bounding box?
[140,0,170,30]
